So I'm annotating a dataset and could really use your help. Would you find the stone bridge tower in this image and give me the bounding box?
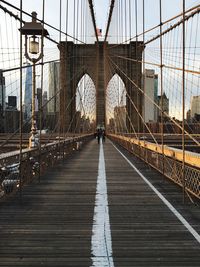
[59,41,143,132]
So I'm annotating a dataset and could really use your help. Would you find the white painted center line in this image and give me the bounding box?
[91,140,115,267]
[112,142,200,245]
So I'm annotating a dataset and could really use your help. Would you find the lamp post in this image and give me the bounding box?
[20,12,48,148]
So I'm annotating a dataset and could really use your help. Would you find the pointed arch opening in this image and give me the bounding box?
[106,74,127,133]
[75,74,96,133]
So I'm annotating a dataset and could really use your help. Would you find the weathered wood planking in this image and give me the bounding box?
[0,139,200,266]
[0,140,99,267]
[104,141,200,266]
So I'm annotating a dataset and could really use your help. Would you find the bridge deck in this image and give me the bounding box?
[0,139,200,266]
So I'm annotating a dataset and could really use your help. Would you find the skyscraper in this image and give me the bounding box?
[42,91,48,116]
[24,64,32,120]
[48,62,60,113]
[0,69,5,112]
[143,69,158,122]
[158,92,169,122]
[154,74,158,121]
[191,95,200,119]
[114,106,126,133]
[0,70,5,132]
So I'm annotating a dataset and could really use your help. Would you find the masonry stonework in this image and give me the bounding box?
[59,41,143,132]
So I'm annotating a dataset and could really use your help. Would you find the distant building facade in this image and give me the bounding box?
[186,109,191,122]
[36,88,42,112]
[0,70,5,132]
[143,69,158,122]
[75,111,81,133]
[114,106,126,132]
[158,92,169,122]
[154,74,158,120]
[108,117,115,132]
[191,95,200,119]
[0,70,6,111]
[48,62,60,113]
[8,96,17,108]
[42,91,48,116]
[4,110,20,133]
[24,64,32,120]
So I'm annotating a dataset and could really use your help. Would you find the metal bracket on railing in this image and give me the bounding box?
[0,163,20,195]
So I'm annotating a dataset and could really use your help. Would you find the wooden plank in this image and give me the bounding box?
[0,140,99,267]
[0,139,200,266]
[104,141,200,266]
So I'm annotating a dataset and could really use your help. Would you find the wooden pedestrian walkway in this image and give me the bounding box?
[0,139,200,266]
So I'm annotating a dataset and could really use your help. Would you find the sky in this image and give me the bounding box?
[0,0,199,120]
[4,0,199,36]
[1,0,198,37]
[1,0,199,47]
[1,0,199,51]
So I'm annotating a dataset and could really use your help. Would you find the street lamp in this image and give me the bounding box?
[20,11,48,148]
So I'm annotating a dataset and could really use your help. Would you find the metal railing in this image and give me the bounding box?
[109,134,200,200]
[0,134,92,199]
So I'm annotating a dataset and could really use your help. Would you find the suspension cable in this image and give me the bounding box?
[88,0,99,43]
[0,0,86,44]
[104,0,115,42]
[109,4,200,49]
[109,56,200,147]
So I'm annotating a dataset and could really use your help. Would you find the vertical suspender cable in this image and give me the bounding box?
[125,0,128,134]
[124,0,127,128]
[122,0,124,43]
[74,0,79,134]
[117,0,121,120]
[19,0,23,200]
[104,0,116,42]
[81,0,85,132]
[39,0,45,181]
[76,0,80,132]
[83,0,85,132]
[119,0,121,44]
[72,0,75,133]
[74,0,78,133]
[117,1,120,106]
[135,0,139,133]
[159,0,164,175]
[182,0,186,203]
[121,0,125,131]
[59,0,62,157]
[63,0,68,157]
[142,0,145,137]
[88,0,99,43]
[125,0,131,146]
[66,0,68,41]
[85,0,87,44]
[81,0,83,43]
[129,0,131,41]
[59,0,62,42]
[125,0,127,41]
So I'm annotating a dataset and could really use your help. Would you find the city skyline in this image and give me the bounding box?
[0,0,199,122]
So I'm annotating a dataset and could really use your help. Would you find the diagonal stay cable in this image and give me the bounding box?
[88,0,99,43]
[0,66,85,148]
[104,0,115,42]
[106,54,139,139]
[0,0,86,44]
[109,4,200,49]
[109,56,200,147]
[111,55,200,75]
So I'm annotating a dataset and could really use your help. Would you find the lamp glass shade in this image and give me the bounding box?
[29,36,39,54]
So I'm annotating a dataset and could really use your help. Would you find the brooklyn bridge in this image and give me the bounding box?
[0,0,200,266]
